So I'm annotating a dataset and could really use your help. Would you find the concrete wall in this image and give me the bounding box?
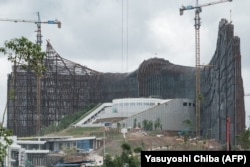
[118,99,195,132]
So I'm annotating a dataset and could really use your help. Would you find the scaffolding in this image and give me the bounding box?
[7,42,101,136]
[7,20,246,143]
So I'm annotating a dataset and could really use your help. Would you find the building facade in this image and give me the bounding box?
[7,19,245,145]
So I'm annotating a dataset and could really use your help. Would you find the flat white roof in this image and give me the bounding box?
[17,140,46,145]
[112,97,165,104]
[10,143,21,149]
[36,136,73,139]
[25,150,50,154]
[51,136,96,142]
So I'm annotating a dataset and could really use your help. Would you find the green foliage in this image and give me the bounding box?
[1,37,47,136]
[0,37,46,77]
[133,119,137,128]
[121,142,131,153]
[142,120,148,130]
[142,119,153,131]
[154,118,161,130]
[137,122,141,128]
[0,128,13,164]
[0,37,39,164]
[103,154,115,167]
[41,104,96,134]
[102,142,140,167]
[8,88,15,100]
[198,93,204,101]
[62,145,77,155]
[181,119,193,145]
[182,119,192,127]
[237,128,250,150]
[133,147,142,153]
[117,122,121,130]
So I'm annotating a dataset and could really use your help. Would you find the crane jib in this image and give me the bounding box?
[47,20,56,24]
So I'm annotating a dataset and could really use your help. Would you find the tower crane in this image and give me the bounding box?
[179,0,232,138]
[0,12,61,136]
[0,12,61,46]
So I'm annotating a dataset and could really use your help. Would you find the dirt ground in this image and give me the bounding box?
[96,130,223,156]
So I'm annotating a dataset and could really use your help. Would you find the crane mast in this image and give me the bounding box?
[0,12,61,46]
[0,12,61,136]
[180,0,232,139]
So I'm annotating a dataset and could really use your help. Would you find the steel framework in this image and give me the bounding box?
[7,20,245,143]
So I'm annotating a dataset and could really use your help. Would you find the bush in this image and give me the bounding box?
[134,147,142,153]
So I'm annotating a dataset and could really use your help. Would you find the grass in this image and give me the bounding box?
[56,127,104,137]
[71,103,102,125]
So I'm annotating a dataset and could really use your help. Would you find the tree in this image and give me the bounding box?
[117,122,121,131]
[102,143,140,167]
[0,128,13,166]
[133,147,142,153]
[133,119,137,129]
[142,120,148,131]
[0,37,46,136]
[137,122,141,128]
[181,119,193,149]
[103,154,115,167]
[154,118,161,130]
[121,142,131,154]
[238,128,250,150]
[142,119,154,131]
[148,120,153,131]
[0,37,46,76]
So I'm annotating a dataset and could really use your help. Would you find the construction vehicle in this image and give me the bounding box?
[179,0,232,138]
[0,12,61,46]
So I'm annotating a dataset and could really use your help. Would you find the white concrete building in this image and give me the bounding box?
[118,98,195,131]
[73,98,195,133]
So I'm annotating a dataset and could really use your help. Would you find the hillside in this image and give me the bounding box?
[46,126,224,157]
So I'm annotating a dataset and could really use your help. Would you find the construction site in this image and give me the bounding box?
[7,18,245,145]
[1,0,249,166]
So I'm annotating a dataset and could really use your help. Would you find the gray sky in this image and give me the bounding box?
[0,0,249,127]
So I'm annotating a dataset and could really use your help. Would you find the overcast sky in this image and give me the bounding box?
[0,0,249,127]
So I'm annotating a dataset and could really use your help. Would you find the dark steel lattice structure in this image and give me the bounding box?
[7,42,102,136]
[200,19,245,144]
[7,19,245,145]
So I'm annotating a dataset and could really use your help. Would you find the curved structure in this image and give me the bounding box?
[200,19,245,143]
[138,58,195,99]
[7,19,245,145]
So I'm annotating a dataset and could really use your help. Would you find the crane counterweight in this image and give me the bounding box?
[0,12,61,46]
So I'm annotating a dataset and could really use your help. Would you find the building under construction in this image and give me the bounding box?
[7,19,245,144]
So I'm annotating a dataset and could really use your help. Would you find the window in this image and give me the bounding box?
[183,102,187,106]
